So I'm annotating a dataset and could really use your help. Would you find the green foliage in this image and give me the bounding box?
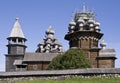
[47,48,91,70]
[5,78,120,83]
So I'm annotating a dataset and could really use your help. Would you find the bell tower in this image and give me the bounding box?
[5,18,27,71]
[65,6,103,68]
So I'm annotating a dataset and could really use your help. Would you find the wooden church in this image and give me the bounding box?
[5,6,116,72]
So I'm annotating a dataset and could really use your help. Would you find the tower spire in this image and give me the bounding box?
[82,3,86,12]
[9,17,25,38]
[15,17,19,20]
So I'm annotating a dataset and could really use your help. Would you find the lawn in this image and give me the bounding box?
[3,77,120,83]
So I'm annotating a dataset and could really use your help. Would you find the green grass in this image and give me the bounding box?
[3,77,120,83]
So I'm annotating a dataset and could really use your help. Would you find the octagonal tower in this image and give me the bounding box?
[65,7,104,68]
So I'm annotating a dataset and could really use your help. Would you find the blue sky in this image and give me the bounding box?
[0,0,120,71]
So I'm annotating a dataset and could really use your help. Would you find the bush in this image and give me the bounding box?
[47,48,91,70]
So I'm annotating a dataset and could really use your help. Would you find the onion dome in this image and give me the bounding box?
[45,26,55,34]
[88,19,95,23]
[88,19,95,27]
[68,20,76,32]
[38,40,44,47]
[83,16,88,20]
[46,39,52,44]
[36,25,63,53]
[69,26,75,31]
[54,40,62,46]
[79,23,84,27]
[47,34,55,39]
[95,22,100,26]
[89,24,94,27]
[78,18,84,23]
[78,18,84,27]
[39,41,44,45]
[100,40,107,49]
[45,46,50,50]
[95,26,99,29]
[69,20,76,26]
[94,22,100,30]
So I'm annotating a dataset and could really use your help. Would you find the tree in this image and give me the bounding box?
[47,48,91,70]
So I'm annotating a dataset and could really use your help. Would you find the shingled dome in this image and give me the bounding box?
[45,26,55,34]
[36,26,63,53]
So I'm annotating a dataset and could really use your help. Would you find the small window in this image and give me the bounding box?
[12,39,16,43]
[33,65,38,70]
[18,39,22,44]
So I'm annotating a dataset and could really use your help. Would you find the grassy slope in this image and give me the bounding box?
[14,78,120,83]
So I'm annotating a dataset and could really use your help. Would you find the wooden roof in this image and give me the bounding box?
[99,48,116,57]
[23,53,59,62]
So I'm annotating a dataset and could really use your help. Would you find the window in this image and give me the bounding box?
[33,65,38,70]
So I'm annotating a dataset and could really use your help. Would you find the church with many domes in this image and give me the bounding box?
[5,6,117,72]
